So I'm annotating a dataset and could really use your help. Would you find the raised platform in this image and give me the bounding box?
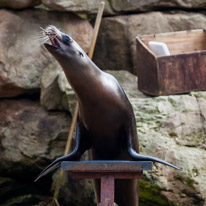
[61,161,153,206]
[61,160,152,173]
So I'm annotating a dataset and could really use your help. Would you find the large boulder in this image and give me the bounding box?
[0,9,93,98]
[93,11,206,74]
[42,0,114,14]
[111,0,206,12]
[0,0,40,9]
[0,99,71,174]
[41,0,206,15]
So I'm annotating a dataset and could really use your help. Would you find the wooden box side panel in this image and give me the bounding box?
[157,51,206,95]
[136,37,160,96]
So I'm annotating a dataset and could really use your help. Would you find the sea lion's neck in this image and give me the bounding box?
[61,58,102,101]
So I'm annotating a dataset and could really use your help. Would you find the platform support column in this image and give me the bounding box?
[61,161,153,206]
[99,175,115,206]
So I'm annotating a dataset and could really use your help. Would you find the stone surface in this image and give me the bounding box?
[40,61,77,114]
[1,0,205,14]
[40,0,206,14]
[109,71,206,206]
[0,9,93,98]
[111,0,206,12]
[42,0,114,14]
[0,99,71,173]
[0,0,40,9]
[93,11,206,74]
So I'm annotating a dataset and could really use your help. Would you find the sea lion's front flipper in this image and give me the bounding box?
[127,128,181,170]
[35,119,91,182]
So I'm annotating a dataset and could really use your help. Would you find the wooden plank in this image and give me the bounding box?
[136,36,160,95]
[140,29,206,55]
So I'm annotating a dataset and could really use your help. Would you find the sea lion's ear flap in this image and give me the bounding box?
[79,51,84,57]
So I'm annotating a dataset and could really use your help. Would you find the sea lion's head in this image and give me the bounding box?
[42,25,86,67]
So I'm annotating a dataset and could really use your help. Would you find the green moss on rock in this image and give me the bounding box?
[3,194,40,206]
[139,179,174,206]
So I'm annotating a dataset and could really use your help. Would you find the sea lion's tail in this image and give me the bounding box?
[34,158,61,182]
[128,148,180,170]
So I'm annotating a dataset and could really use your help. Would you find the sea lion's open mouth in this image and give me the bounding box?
[49,37,60,48]
[42,26,62,49]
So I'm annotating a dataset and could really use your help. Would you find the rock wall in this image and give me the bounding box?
[1,0,206,206]
[1,0,206,14]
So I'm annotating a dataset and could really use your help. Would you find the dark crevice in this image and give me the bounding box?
[90,8,206,19]
[0,89,41,101]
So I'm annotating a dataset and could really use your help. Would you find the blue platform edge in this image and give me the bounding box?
[61,161,153,171]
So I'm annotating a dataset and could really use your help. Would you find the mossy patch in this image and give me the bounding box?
[139,179,174,206]
[168,97,177,108]
[190,92,206,99]
[3,194,40,206]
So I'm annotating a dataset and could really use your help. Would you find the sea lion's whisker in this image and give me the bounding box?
[40,27,46,31]
[33,32,47,39]
[40,38,50,45]
[34,35,50,43]
[33,35,48,40]
[33,36,49,43]
[34,35,46,38]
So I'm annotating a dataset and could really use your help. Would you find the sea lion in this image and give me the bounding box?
[35,26,179,206]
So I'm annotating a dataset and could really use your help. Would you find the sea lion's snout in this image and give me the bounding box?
[43,25,62,48]
[41,25,86,61]
[42,25,74,54]
[44,26,61,40]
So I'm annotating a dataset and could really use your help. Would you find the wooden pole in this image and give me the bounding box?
[54,1,105,201]
[88,2,105,58]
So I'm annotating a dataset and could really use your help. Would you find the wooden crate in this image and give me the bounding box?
[136,29,206,96]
